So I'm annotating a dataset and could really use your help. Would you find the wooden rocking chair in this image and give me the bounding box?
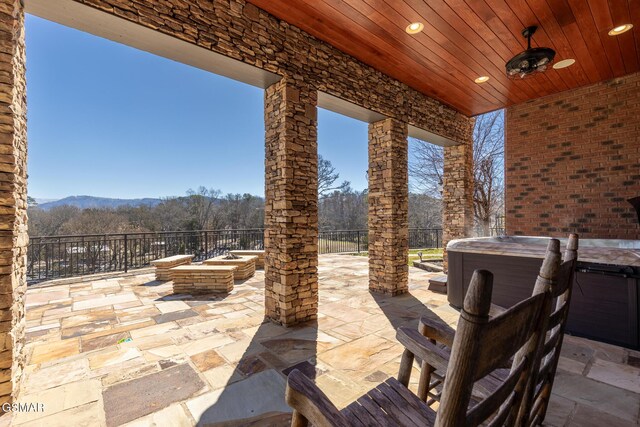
[412,234,579,425]
[285,268,553,426]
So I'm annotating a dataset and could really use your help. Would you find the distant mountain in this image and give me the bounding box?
[36,195,162,210]
[34,198,59,205]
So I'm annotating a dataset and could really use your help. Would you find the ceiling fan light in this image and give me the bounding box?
[553,58,576,69]
[608,24,633,36]
[505,26,555,79]
[406,22,424,34]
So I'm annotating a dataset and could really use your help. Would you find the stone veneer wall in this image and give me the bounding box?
[442,133,475,272]
[0,0,27,404]
[506,73,640,239]
[264,79,318,325]
[368,119,409,295]
[71,0,472,144]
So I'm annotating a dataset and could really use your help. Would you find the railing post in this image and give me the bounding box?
[44,242,48,280]
[124,234,128,273]
[103,234,107,273]
[81,235,85,277]
[357,230,361,253]
[204,231,208,259]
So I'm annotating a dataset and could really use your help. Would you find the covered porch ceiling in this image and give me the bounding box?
[248,0,640,116]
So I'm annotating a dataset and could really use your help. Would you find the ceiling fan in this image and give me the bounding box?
[506,26,555,79]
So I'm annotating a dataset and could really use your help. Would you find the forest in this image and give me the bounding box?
[27,188,443,236]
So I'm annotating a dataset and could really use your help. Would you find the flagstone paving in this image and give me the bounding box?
[7,254,640,426]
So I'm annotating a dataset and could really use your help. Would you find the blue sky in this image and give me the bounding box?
[25,15,370,200]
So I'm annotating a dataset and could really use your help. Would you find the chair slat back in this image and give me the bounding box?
[551,260,575,298]
[524,234,579,426]
[434,269,552,427]
[474,295,548,380]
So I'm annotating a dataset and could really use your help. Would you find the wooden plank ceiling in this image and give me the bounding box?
[247,0,640,116]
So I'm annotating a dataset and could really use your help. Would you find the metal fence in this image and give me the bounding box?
[318,228,442,254]
[27,228,443,284]
[27,229,265,283]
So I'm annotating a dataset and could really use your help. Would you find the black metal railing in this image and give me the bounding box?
[319,230,365,254]
[409,228,442,249]
[27,228,444,284]
[27,229,265,283]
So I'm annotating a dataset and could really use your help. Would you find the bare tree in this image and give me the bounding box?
[219,193,264,229]
[58,209,133,235]
[318,185,367,230]
[318,154,350,197]
[408,110,505,235]
[408,141,444,196]
[185,187,222,230]
[408,193,442,229]
[472,112,504,235]
[28,205,81,236]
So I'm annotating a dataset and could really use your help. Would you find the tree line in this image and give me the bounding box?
[28,187,443,236]
[28,190,265,236]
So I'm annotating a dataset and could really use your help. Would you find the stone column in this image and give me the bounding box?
[0,0,27,406]
[442,133,474,272]
[368,118,408,295]
[264,78,318,326]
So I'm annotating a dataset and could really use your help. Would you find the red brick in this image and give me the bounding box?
[506,73,640,240]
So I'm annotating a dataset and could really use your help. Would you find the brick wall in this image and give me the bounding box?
[506,72,640,239]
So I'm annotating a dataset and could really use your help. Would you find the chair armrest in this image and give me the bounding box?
[396,327,450,373]
[489,303,507,317]
[418,316,455,348]
[285,369,350,427]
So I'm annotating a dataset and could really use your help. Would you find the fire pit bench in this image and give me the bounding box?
[229,250,265,268]
[203,255,258,280]
[169,265,237,294]
[150,254,194,281]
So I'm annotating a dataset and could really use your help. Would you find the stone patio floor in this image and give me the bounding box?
[4,254,640,426]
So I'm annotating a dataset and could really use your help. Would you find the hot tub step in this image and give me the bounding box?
[428,275,447,294]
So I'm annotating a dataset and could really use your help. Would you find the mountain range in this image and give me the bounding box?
[35,195,163,210]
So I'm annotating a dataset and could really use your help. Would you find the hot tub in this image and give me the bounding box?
[447,236,640,349]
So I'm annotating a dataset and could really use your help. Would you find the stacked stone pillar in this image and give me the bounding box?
[264,78,318,326]
[368,118,409,295]
[442,131,474,272]
[0,0,27,405]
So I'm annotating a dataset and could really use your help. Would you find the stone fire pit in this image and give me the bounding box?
[203,254,258,280]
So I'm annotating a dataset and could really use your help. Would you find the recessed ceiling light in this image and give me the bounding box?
[553,58,576,69]
[608,24,633,36]
[474,76,490,84]
[406,22,424,34]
